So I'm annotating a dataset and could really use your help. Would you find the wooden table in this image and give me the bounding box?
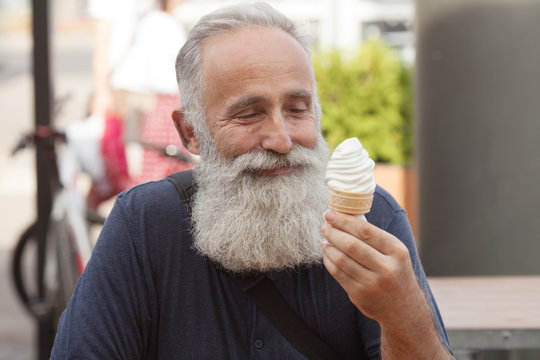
[428,276,540,359]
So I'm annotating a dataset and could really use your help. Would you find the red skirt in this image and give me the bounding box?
[134,94,194,185]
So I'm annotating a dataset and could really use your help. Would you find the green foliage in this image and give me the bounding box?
[313,40,413,164]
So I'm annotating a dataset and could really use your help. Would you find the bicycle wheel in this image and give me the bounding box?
[11,217,80,327]
[48,215,80,310]
[11,222,39,313]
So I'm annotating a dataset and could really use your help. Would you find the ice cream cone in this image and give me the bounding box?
[328,187,373,215]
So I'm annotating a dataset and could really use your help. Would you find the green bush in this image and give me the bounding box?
[313,40,413,164]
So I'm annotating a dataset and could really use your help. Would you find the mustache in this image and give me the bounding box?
[231,145,323,175]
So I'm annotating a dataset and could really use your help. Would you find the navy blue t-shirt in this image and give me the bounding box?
[51,179,450,359]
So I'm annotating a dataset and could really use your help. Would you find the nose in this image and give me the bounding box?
[261,113,293,154]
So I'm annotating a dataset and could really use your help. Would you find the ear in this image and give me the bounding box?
[172,107,200,155]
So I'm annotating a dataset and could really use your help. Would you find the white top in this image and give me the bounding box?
[88,0,186,94]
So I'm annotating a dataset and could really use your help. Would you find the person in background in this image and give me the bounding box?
[87,0,194,208]
[52,3,453,359]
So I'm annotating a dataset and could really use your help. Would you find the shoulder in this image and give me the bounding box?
[97,179,190,248]
[117,179,185,214]
[366,185,404,230]
[112,179,191,235]
[109,178,194,271]
[373,185,403,211]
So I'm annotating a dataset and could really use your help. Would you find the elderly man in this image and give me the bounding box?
[51,3,453,359]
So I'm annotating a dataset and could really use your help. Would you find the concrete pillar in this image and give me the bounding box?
[416,0,540,276]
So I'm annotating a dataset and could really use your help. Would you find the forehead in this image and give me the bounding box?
[200,26,314,98]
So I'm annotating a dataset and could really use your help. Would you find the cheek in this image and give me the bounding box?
[292,120,319,148]
[213,126,259,158]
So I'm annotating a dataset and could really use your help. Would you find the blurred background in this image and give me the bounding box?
[0,0,538,359]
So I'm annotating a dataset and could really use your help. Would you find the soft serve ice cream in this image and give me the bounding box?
[326,138,376,215]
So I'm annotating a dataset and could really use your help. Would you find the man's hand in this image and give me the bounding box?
[321,210,453,359]
[320,210,421,325]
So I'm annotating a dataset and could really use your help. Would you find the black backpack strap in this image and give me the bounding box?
[234,273,343,360]
[166,170,197,216]
[165,171,342,360]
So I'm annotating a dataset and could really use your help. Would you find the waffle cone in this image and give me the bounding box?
[328,187,373,215]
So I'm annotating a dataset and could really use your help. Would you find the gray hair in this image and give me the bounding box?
[175,2,316,137]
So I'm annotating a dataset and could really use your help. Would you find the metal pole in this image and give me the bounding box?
[31,0,55,358]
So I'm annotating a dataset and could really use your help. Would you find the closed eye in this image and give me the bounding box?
[289,108,307,113]
[285,98,310,116]
[234,112,265,123]
[237,113,260,119]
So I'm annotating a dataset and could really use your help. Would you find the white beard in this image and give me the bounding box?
[191,134,329,273]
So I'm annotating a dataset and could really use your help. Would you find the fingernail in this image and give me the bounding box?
[325,211,336,223]
[322,209,330,221]
[321,222,328,234]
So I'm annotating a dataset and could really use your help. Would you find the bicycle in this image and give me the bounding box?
[10,94,107,354]
[11,93,196,360]
[11,112,196,320]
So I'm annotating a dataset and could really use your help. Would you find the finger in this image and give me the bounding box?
[322,251,369,296]
[324,211,397,255]
[321,222,385,271]
[322,242,373,282]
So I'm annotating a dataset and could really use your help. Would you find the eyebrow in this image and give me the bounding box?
[227,96,265,113]
[285,89,313,100]
[227,89,313,113]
